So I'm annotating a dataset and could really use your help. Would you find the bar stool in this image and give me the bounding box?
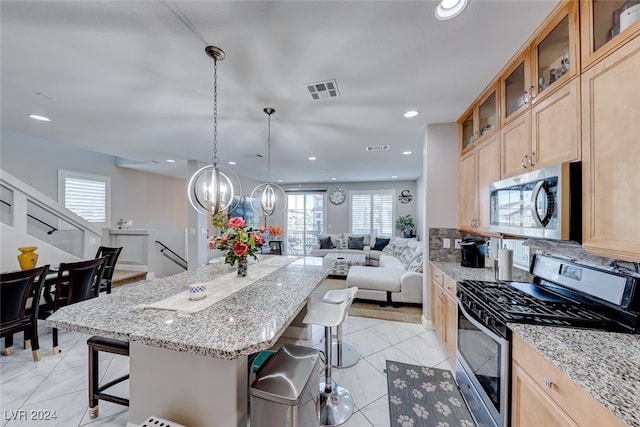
[303,287,358,426]
[87,336,130,418]
[323,289,360,368]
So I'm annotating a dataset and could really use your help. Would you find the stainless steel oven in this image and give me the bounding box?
[456,302,508,427]
[455,255,640,427]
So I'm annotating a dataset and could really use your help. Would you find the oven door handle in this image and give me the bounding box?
[458,300,507,344]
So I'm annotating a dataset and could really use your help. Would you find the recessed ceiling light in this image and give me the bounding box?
[166,159,176,163]
[331,178,337,181]
[28,114,50,122]
[308,157,317,161]
[228,161,236,165]
[435,0,468,20]
[392,175,398,179]
[402,151,412,155]
[277,179,283,183]
[403,110,419,118]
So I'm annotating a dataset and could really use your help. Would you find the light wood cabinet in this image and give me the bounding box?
[429,264,457,360]
[458,150,477,233]
[459,134,501,234]
[581,0,640,70]
[501,76,580,179]
[459,82,500,154]
[581,35,640,262]
[511,334,626,427]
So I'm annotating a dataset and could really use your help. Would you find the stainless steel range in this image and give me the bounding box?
[455,254,640,427]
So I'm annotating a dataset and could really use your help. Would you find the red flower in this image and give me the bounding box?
[228,217,245,229]
[253,234,265,245]
[209,239,215,250]
[233,242,248,257]
[221,235,228,243]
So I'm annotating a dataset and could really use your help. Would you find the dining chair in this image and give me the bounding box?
[1,265,50,362]
[38,257,106,354]
[94,246,122,294]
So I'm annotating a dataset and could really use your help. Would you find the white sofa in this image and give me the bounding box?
[311,234,423,305]
[309,233,394,266]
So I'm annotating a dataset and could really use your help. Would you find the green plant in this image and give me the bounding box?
[395,215,415,234]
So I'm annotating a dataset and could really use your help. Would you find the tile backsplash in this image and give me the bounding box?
[428,228,467,263]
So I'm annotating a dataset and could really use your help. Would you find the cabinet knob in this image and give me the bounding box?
[529,152,536,167]
[529,85,537,101]
[544,377,557,390]
[522,155,529,169]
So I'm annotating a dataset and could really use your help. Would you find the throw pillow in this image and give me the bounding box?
[407,255,424,273]
[382,241,396,254]
[336,237,349,249]
[318,236,334,250]
[373,237,390,251]
[400,247,417,267]
[348,236,364,250]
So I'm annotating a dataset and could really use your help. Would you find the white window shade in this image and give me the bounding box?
[59,171,110,227]
[350,190,394,236]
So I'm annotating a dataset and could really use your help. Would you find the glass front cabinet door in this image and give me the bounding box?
[501,50,531,124]
[531,1,579,100]
[582,0,640,69]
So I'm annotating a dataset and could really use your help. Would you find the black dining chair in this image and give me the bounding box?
[94,246,122,294]
[1,265,50,362]
[38,257,106,354]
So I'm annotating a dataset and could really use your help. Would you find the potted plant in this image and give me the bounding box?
[395,214,415,238]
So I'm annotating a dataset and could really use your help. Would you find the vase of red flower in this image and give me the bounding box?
[209,216,266,275]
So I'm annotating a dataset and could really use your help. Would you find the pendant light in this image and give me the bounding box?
[251,107,286,217]
[188,46,241,216]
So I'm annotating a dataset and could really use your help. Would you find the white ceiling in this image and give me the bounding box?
[1,0,558,183]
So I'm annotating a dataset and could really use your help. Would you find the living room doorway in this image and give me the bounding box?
[286,192,325,255]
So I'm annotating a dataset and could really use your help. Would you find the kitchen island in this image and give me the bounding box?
[46,256,332,427]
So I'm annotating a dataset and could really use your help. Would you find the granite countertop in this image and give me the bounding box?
[47,256,331,360]
[428,261,639,426]
[509,324,640,427]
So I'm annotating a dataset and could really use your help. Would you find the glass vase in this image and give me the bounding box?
[237,256,248,277]
[17,246,38,270]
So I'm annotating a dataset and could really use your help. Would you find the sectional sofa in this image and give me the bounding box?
[310,234,423,304]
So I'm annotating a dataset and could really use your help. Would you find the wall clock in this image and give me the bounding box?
[329,187,346,205]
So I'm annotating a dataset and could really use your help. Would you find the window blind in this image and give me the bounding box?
[350,191,394,236]
[60,172,109,225]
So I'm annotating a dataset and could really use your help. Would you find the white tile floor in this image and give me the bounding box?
[1,312,453,427]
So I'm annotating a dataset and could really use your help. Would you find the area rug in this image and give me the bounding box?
[315,278,423,324]
[386,360,476,427]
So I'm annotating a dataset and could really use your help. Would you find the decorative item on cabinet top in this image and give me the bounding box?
[398,190,413,204]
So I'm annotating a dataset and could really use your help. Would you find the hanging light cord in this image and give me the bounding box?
[267,113,271,182]
[212,57,218,167]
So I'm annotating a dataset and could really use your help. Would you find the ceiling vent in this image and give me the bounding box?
[306,79,340,100]
[365,144,390,152]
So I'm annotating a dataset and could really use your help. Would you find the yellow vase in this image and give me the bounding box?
[17,246,38,270]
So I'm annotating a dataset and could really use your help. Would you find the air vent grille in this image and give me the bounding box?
[306,79,340,100]
[365,145,390,152]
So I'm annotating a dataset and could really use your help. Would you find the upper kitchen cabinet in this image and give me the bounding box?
[458,82,499,154]
[581,0,640,70]
[501,50,532,124]
[581,36,640,262]
[531,1,580,100]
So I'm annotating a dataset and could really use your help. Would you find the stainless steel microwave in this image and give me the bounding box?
[489,163,581,241]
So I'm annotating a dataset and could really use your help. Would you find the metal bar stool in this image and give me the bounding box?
[323,289,360,368]
[87,336,129,418]
[303,287,358,426]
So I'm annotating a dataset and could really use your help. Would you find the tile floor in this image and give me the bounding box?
[1,308,453,427]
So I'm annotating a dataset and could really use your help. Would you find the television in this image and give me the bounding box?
[229,196,260,230]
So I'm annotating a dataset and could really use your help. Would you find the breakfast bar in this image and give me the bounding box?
[46,256,332,427]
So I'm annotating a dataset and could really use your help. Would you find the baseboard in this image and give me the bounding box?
[422,315,434,331]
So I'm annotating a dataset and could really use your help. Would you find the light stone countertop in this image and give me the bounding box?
[46,256,332,360]
[509,324,640,427]
[429,261,639,427]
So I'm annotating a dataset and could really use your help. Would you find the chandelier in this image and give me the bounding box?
[251,107,286,217]
[188,46,241,216]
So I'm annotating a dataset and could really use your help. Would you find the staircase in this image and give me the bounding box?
[112,269,147,289]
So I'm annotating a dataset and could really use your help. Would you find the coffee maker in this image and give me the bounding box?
[460,238,487,268]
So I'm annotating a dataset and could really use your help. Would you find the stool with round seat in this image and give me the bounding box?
[303,286,358,426]
[323,289,360,368]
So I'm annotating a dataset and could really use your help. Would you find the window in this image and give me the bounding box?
[59,170,110,227]
[350,190,394,236]
[501,239,531,269]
